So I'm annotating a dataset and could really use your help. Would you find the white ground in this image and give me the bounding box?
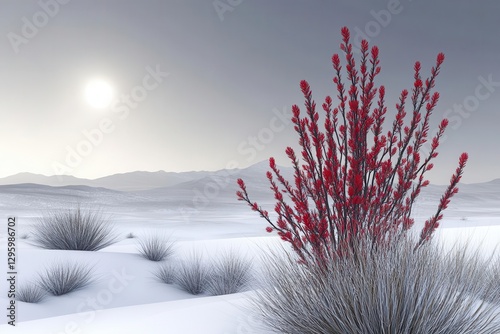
[0,169,498,333]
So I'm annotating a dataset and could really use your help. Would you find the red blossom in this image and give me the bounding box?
[437,52,445,64]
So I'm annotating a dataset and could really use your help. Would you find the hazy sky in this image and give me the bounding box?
[0,0,499,184]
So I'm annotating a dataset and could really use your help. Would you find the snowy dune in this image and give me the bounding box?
[0,164,499,333]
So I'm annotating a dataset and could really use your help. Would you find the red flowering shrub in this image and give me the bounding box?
[237,27,468,264]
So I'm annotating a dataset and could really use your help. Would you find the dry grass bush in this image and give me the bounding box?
[137,233,175,262]
[206,250,253,296]
[175,252,208,295]
[154,262,177,284]
[16,282,46,303]
[31,206,118,251]
[37,261,96,296]
[253,236,500,334]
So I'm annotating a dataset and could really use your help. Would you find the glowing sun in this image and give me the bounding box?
[84,79,115,109]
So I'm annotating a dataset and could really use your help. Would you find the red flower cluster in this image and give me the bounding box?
[237,27,468,264]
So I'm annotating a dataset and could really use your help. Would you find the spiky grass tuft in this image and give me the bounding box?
[175,252,208,295]
[31,206,118,251]
[154,262,177,284]
[206,250,253,296]
[16,283,46,303]
[37,262,96,296]
[19,233,30,240]
[253,237,500,334]
[137,233,175,262]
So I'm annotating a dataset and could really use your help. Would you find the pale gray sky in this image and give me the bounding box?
[0,0,499,184]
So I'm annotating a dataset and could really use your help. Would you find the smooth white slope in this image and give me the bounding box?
[0,292,269,334]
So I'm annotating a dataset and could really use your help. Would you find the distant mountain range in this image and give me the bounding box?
[0,169,211,191]
[0,161,286,192]
[0,161,498,194]
[0,162,498,221]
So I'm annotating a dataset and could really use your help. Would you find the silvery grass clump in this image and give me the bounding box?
[16,282,46,303]
[175,252,209,295]
[253,236,500,334]
[137,233,175,262]
[37,262,96,296]
[206,250,253,296]
[154,262,177,284]
[19,233,30,240]
[154,249,253,296]
[31,206,118,251]
[125,232,136,239]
